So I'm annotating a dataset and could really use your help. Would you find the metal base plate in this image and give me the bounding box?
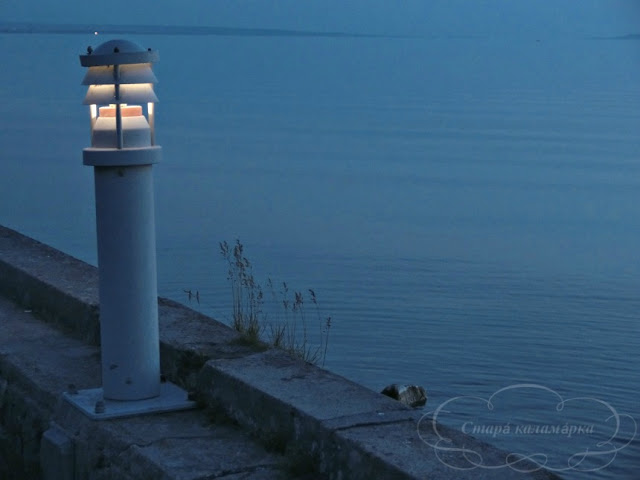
[63,382,196,420]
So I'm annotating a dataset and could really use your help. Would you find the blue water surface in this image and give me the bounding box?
[0,32,638,479]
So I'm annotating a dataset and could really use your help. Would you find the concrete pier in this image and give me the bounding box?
[0,224,562,479]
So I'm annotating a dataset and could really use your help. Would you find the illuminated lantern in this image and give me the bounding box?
[67,40,192,418]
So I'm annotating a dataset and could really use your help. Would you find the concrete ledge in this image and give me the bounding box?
[0,225,100,344]
[0,225,562,479]
[0,225,255,391]
[197,350,559,480]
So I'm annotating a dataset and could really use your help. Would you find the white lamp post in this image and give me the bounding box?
[65,39,193,419]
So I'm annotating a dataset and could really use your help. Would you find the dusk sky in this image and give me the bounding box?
[4,1,639,37]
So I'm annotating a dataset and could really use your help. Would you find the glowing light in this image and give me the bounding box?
[99,105,143,117]
[83,83,158,105]
[94,31,98,35]
[82,64,157,86]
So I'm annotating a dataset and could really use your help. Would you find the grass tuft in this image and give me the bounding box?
[220,239,332,365]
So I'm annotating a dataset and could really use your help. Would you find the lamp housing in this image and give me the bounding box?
[80,39,160,161]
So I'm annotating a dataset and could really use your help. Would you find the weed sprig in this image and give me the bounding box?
[220,239,332,365]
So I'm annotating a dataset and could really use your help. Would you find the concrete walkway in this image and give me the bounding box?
[0,294,318,479]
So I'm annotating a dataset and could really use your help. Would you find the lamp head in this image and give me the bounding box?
[80,39,158,67]
[80,40,159,149]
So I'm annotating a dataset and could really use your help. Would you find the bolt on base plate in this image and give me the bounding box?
[63,382,196,420]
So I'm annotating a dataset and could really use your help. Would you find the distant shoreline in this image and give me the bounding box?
[2,22,636,41]
[590,33,640,40]
[0,22,391,38]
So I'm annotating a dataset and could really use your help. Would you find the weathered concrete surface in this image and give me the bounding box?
[197,351,560,480]
[0,295,311,480]
[156,296,256,392]
[0,225,563,479]
[0,225,100,344]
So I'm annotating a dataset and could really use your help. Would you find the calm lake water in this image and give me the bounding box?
[1,32,638,478]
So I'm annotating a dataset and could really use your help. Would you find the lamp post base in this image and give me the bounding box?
[63,382,196,420]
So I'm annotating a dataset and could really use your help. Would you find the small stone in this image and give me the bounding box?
[381,384,427,408]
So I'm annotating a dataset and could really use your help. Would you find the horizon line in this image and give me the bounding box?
[0,21,410,39]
